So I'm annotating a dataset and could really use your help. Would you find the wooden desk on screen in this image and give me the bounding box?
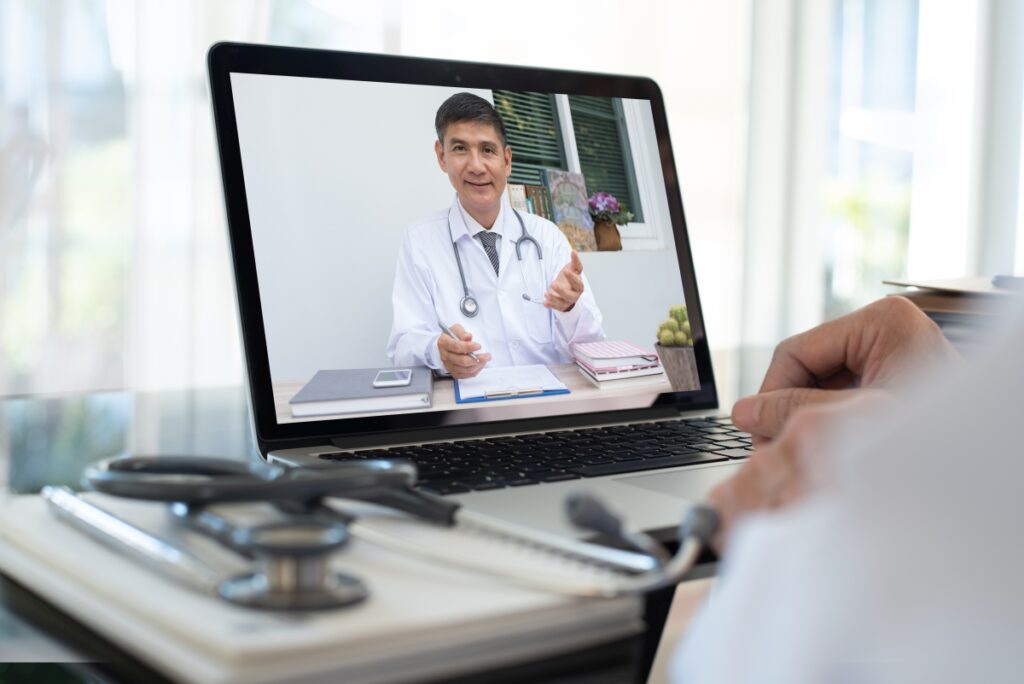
[274,362,686,424]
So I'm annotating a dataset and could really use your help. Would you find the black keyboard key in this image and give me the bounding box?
[571,452,727,477]
[466,481,505,491]
[535,472,581,483]
[506,478,539,487]
[707,433,739,442]
[318,451,354,461]
[714,439,750,449]
[417,482,470,495]
[611,453,644,462]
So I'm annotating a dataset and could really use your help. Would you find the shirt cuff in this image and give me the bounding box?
[424,333,443,370]
[554,303,584,335]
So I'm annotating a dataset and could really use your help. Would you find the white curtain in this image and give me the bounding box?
[0,0,753,398]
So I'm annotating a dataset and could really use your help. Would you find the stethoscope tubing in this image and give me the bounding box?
[84,455,417,504]
[449,208,542,318]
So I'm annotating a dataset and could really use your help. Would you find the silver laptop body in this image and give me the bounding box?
[208,43,742,539]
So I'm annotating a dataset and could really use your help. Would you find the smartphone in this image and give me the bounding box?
[373,369,413,388]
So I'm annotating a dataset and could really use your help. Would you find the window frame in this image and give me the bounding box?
[505,92,669,250]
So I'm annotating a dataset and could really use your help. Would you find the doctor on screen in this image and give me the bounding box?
[386,93,605,378]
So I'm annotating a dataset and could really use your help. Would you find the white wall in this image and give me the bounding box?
[232,73,685,383]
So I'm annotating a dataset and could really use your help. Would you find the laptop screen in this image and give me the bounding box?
[211,45,717,444]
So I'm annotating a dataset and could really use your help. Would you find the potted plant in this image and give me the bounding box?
[655,305,698,391]
[587,192,634,251]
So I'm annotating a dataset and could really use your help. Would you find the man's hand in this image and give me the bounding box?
[437,324,491,379]
[544,251,585,312]
[732,296,957,441]
[709,392,889,553]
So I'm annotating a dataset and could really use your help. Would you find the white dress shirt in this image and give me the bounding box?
[386,194,605,369]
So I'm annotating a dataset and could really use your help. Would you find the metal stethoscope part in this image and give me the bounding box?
[449,208,543,318]
[217,517,367,610]
[50,455,718,607]
[58,455,460,611]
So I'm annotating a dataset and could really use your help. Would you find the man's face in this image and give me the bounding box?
[435,120,512,222]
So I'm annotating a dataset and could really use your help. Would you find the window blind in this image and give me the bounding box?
[493,90,566,185]
[568,95,643,221]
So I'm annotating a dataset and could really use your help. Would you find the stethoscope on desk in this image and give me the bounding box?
[449,208,544,318]
[44,455,719,611]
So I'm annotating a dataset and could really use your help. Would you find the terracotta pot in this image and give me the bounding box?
[593,218,622,251]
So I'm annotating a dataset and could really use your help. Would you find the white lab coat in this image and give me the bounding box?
[386,194,605,369]
[672,301,1024,683]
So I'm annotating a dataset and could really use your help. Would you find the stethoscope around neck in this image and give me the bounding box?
[448,208,543,318]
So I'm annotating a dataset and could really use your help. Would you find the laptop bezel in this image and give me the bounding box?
[207,42,719,456]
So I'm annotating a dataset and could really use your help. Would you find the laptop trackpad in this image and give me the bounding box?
[613,463,738,500]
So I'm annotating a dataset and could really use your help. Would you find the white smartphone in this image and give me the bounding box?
[373,369,413,388]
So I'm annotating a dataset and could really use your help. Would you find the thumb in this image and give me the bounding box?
[731,387,859,439]
[569,250,583,274]
[449,323,471,341]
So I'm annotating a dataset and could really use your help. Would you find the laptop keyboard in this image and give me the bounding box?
[318,416,752,496]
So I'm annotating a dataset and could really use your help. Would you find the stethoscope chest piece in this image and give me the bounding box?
[460,294,479,318]
[218,518,368,611]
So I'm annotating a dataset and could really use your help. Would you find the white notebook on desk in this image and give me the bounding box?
[454,365,570,404]
[0,494,642,684]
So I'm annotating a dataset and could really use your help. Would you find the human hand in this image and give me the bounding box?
[710,391,890,553]
[544,251,584,312]
[732,297,957,442]
[437,324,491,379]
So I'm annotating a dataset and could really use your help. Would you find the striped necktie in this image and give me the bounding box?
[476,231,500,276]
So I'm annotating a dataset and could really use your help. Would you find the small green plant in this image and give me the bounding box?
[657,305,692,346]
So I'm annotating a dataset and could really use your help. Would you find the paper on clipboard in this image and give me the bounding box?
[454,365,569,403]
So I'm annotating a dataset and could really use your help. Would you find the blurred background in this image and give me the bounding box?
[1,0,1022,399]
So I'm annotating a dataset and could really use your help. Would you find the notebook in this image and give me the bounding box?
[208,43,741,541]
[572,340,662,374]
[289,367,433,417]
[0,493,642,684]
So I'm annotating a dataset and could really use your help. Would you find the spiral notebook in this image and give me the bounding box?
[0,493,642,684]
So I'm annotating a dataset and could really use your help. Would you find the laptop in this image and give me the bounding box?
[207,42,748,539]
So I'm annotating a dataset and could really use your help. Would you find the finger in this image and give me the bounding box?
[445,351,477,369]
[561,269,584,293]
[548,281,574,301]
[439,334,481,355]
[757,297,933,393]
[456,354,491,378]
[544,292,571,311]
[448,323,474,342]
[731,387,859,439]
[570,250,583,274]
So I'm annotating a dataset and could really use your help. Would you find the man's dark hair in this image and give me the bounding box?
[434,92,509,147]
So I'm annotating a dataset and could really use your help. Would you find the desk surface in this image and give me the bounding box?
[273,355,698,424]
[0,347,772,682]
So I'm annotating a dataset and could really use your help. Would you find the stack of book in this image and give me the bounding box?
[571,340,666,389]
[506,183,555,222]
[884,277,1024,354]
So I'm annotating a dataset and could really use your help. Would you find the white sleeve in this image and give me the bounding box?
[385,230,443,369]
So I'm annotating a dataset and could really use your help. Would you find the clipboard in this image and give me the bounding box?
[454,365,571,404]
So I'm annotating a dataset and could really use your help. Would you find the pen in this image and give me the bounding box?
[438,321,480,362]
